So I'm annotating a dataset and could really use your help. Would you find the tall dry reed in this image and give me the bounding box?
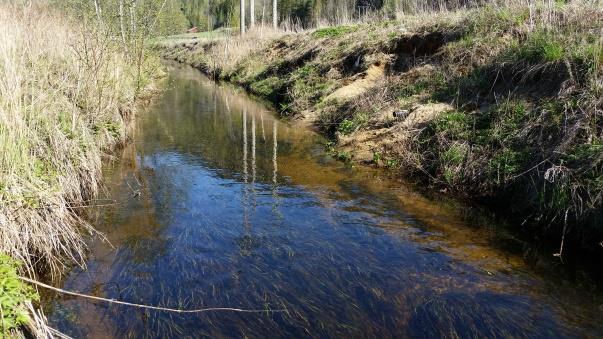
[0,3,159,277]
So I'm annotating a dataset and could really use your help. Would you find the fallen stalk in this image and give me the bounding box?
[19,276,287,314]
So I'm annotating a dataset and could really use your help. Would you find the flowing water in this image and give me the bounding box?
[46,63,603,338]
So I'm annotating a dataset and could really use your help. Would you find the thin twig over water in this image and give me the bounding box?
[20,276,287,314]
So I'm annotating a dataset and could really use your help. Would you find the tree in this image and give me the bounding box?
[240,0,245,33]
[273,0,277,28]
[59,0,187,91]
[250,0,255,27]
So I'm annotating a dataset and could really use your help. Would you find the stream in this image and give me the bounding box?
[46,63,603,338]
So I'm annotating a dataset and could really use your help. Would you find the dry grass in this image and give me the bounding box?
[156,27,287,77]
[204,29,286,75]
[0,3,160,278]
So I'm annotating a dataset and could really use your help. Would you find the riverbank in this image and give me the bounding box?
[155,2,602,252]
[0,4,163,335]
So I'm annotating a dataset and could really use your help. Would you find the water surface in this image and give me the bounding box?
[47,63,603,338]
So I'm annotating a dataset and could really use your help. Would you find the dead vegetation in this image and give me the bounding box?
[157,1,602,248]
[0,3,162,280]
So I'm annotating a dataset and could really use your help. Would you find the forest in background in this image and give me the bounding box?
[180,0,495,30]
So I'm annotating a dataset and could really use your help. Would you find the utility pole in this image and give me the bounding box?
[240,0,246,34]
[118,0,128,52]
[93,0,102,22]
[207,4,211,31]
[272,0,277,29]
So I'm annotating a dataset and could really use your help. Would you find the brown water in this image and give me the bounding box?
[46,63,603,338]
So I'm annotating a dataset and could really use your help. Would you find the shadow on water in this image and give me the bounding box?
[45,62,603,338]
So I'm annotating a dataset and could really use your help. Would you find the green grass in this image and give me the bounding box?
[488,148,527,184]
[249,76,285,99]
[335,150,352,162]
[562,142,603,165]
[441,143,467,166]
[153,29,232,46]
[290,64,333,110]
[385,158,399,169]
[338,119,356,135]
[515,31,565,63]
[434,111,471,139]
[337,111,369,136]
[467,6,529,35]
[311,25,358,39]
[0,254,37,335]
[398,73,447,99]
[372,152,382,164]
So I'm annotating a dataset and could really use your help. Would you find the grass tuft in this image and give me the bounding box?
[311,25,358,39]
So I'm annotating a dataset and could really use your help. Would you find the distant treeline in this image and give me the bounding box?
[180,0,495,30]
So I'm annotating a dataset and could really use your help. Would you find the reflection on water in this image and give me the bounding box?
[46,63,602,338]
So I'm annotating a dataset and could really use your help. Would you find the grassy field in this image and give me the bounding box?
[156,1,602,250]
